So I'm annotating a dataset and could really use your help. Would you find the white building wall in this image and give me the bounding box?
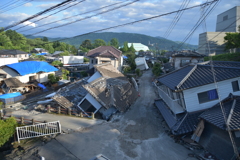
[17,73,36,83]
[78,93,102,115]
[0,58,18,67]
[87,71,102,83]
[38,72,55,83]
[63,56,84,64]
[183,77,240,112]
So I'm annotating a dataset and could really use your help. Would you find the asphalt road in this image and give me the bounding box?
[35,70,196,160]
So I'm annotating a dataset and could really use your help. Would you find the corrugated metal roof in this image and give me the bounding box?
[158,62,240,91]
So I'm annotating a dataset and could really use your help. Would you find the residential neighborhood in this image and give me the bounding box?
[0,1,240,160]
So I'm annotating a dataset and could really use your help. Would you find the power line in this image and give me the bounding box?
[25,0,139,36]
[14,0,86,31]
[43,0,218,44]
[19,0,126,33]
[2,0,76,31]
[176,0,219,49]
[163,0,190,39]
[0,0,34,14]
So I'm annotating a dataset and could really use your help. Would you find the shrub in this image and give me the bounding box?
[0,117,17,147]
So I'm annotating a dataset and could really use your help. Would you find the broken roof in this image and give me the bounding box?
[200,94,240,131]
[84,63,138,112]
[86,46,122,59]
[52,79,88,108]
[4,78,31,88]
[158,62,240,91]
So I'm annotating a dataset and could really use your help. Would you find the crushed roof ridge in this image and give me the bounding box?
[176,65,197,89]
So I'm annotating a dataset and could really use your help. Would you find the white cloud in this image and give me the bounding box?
[23,21,37,27]
[24,3,33,7]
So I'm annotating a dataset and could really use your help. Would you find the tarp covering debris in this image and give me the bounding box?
[38,83,46,89]
[0,92,22,99]
[7,61,58,76]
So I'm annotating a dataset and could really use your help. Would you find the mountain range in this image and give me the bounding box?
[28,32,198,51]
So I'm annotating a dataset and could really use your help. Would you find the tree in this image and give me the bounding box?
[224,32,240,50]
[0,32,13,49]
[61,69,69,80]
[110,38,119,48]
[42,37,48,42]
[80,39,92,49]
[84,57,89,62]
[93,39,106,48]
[51,60,63,67]
[0,117,17,147]
[121,41,129,52]
[48,74,60,84]
[129,43,136,53]
[152,63,162,76]
[60,51,70,56]
[125,52,136,70]
[44,43,54,53]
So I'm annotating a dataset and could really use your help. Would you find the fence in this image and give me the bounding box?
[1,114,46,125]
[46,106,95,119]
[16,121,61,143]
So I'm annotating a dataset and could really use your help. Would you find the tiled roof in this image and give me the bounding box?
[0,49,28,55]
[84,63,138,112]
[158,62,240,91]
[200,94,240,131]
[86,46,122,58]
[4,78,28,87]
[200,61,240,68]
[172,51,205,57]
[172,111,203,135]
[52,79,88,108]
[154,100,177,128]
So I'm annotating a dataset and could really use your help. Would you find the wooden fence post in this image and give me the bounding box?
[91,112,95,119]
[47,106,51,113]
[58,107,61,114]
[68,108,71,116]
[32,119,35,125]
[21,117,24,125]
[80,112,83,118]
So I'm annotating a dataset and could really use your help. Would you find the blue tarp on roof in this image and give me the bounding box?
[0,92,22,99]
[123,56,128,59]
[7,61,58,76]
[36,53,47,56]
[38,83,46,89]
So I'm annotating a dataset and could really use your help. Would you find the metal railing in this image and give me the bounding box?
[156,86,184,114]
[16,121,61,143]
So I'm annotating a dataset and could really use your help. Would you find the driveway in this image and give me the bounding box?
[34,70,196,160]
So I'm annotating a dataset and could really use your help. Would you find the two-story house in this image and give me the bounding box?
[154,61,240,135]
[168,50,205,70]
[0,49,29,61]
[86,46,122,72]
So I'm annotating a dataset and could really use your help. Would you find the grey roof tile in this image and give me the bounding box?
[158,62,240,91]
[154,100,177,128]
[0,49,28,55]
[200,95,240,131]
[86,46,122,59]
[172,111,203,135]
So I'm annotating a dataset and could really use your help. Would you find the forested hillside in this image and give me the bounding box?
[0,30,77,54]
[59,32,198,50]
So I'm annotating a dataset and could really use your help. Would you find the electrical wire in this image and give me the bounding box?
[19,0,127,33]
[15,0,86,31]
[177,0,219,49]
[25,0,139,36]
[2,0,76,31]
[0,0,34,14]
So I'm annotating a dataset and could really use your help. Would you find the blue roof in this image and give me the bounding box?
[7,61,58,76]
[0,92,22,99]
[36,53,47,56]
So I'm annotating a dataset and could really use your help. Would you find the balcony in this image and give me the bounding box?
[156,86,185,114]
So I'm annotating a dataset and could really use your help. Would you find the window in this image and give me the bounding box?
[223,15,228,21]
[91,59,94,63]
[232,81,240,92]
[198,89,218,104]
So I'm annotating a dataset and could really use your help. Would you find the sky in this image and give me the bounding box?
[0,0,239,45]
